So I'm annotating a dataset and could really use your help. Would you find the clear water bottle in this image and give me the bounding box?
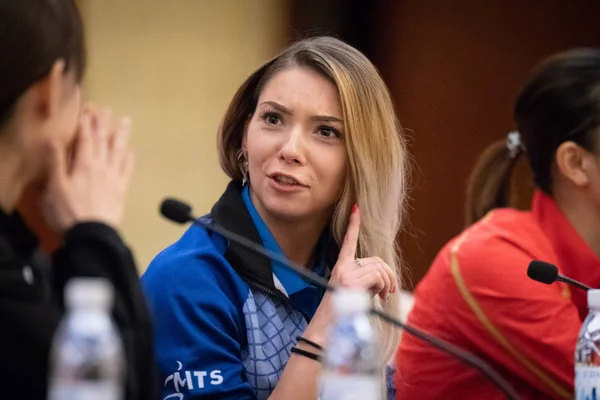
[320,289,380,400]
[48,278,125,400]
[576,289,600,399]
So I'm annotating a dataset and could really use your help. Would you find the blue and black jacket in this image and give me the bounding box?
[142,181,341,399]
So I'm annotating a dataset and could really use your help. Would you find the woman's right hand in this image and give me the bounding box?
[328,206,397,300]
[303,206,397,344]
[41,106,134,234]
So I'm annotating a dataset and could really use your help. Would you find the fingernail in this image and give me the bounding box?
[391,286,396,294]
[121,117,131,127]
[385,295,390,302]
[352,203,358,213]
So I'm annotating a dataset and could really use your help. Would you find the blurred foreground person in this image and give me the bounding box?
[0,1,156,398]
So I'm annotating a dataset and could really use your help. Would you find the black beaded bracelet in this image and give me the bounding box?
[296,336,324,351]
[291,346,321,362]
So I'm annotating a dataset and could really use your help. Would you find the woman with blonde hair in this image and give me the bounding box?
[143,36,408,399]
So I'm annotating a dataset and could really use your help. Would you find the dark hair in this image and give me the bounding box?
[0,0,86,127]
[465,48,600,226]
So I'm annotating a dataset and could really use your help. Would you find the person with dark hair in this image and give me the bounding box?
[0,1,156,399]
[395,48,600,399]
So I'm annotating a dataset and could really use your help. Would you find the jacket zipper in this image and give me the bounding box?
[245,279,312,323]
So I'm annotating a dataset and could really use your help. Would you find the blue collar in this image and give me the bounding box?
[241,185,325,297]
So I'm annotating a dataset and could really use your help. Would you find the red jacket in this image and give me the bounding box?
[395,191,600,399]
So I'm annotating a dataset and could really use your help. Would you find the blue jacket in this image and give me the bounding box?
[143,181,340,399]
[142,181,396,399]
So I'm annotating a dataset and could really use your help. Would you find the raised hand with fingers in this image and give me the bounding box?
[328,204,397,301]
[41,106,134,234]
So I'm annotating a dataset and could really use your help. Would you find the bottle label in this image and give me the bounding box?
[48,382,122,400]
[320,375,380,400]
[576,366,600,400]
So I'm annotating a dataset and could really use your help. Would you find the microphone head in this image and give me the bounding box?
[527,260,559,285]
[160,198,193,224]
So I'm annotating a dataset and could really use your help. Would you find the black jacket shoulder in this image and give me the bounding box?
[0,211,157,400]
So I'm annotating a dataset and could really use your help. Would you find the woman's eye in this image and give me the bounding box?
[318,127,340,138]
[261,111,282,125]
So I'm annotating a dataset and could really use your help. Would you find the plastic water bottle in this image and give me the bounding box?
[576,289,600,399]
[320,289,380,400]
[48,278,125,400]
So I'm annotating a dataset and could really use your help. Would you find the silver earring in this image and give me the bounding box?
[236,150,249,186]
[242,158,249,186]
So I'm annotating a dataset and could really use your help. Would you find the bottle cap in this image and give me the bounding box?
[65,277,114,310]
[588,289,600,309]
[333,288,371,315]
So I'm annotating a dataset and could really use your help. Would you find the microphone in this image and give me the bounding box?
[527,260,591,292]
[160,199,193,224]
[160,198,520,400]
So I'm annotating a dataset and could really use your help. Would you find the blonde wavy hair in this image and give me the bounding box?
[217,36,409,388]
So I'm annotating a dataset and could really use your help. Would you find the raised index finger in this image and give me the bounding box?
[338,205,361,261]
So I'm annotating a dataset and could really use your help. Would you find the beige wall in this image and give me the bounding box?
[80,0,289,271]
